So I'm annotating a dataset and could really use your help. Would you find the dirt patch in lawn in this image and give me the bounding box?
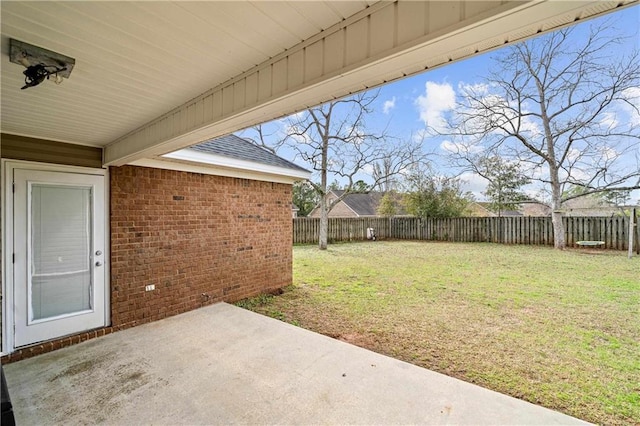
[335,332,377,347]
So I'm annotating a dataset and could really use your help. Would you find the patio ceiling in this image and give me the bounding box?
[1,1,636,166]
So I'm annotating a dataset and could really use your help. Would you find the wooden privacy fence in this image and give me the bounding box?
[293,216,637,250]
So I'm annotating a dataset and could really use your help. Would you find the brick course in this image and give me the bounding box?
[109,165,293,328]
[2,165,293,363]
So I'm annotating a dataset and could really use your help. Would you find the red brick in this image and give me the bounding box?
[108,166,293,330]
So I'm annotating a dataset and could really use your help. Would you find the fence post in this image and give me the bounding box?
[629,211,635,259]
[636,208,640,255]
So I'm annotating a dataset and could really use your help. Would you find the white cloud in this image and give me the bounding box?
[566,148,581,162]
[458,82,489,96]
[439,140,458,153]
[283,124,310,144]
[458,171,488,199]
[346,125,365,146]
[361,163,375,175]
[439,139,483,155]
[455,83,542,138]
[621,86,640,126]
[599,111,619,129]
[412,128,429,143]
[518,113,542,137]
[559,166,590,183]
[599,145,619,162]
[415,81,456,132]
[382,97,396,114]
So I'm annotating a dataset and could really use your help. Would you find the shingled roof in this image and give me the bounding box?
[308,190,412,218]
[190,134,308,172]
[331,190,382,216]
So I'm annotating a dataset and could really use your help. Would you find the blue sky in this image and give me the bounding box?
[240,6,640,204]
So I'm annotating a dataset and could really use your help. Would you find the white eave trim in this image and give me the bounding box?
[163,148,310,180]
[130,149,310,184]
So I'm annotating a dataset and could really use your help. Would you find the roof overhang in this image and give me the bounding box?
[2,1,637,167]
[131,147,311,185]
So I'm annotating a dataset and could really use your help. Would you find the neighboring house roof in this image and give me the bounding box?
[473,202,526,216]
[308,190,407,217]
[521,202,551,216]
[331,190,381,216]
[466,202,497,217]
[144,134,311,184]
[473,198,625,217]
[561,197,621,216]
[475,201,548,217]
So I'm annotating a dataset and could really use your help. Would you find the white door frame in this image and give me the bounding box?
[2,160,110,354]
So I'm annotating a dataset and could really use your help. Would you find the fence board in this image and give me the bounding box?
[294,215,635,250]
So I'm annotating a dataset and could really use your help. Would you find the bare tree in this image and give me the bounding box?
[372,158,398,193]
[442,21,640,248]
[284,91,425,249]
[241,123,284,154]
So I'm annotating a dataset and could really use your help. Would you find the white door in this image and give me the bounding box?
[13,168,106,347]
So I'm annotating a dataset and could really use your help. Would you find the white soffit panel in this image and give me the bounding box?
[1,1,363,146]
[104,0,637,166]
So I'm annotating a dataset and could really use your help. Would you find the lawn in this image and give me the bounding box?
[236,241,640,425]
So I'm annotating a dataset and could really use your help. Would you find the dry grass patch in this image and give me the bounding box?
[236,241,640,425]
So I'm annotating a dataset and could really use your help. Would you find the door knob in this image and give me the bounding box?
[95,250,102,256]
[95,261,103,267]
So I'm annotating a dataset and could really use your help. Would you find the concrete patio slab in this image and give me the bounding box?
[4,303,588,425]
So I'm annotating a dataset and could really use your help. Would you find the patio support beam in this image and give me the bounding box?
[104,0,635,166]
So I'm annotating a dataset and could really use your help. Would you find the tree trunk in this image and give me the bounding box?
[551,209,565,249]
[534,72,567,250]
[550,180,566,249]
[318,195,328,250]
[318,120,329,250]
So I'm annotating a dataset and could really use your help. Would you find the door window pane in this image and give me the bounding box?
[31,185,92,320]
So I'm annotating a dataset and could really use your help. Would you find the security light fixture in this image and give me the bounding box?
[9,39,75,90]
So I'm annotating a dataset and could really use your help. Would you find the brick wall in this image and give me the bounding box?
[110,165,293,329]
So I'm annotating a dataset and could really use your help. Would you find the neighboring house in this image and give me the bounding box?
[309,194,625,219]
[1,134,309,360]
[561,197,621,217]
[500,210,524,217]
[521,202,552,216]
[467,202,523,217]
[468,198,623,217]
[465,202,497,217]
[308,190,405,218]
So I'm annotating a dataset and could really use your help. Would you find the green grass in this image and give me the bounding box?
[237,241,640,425]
